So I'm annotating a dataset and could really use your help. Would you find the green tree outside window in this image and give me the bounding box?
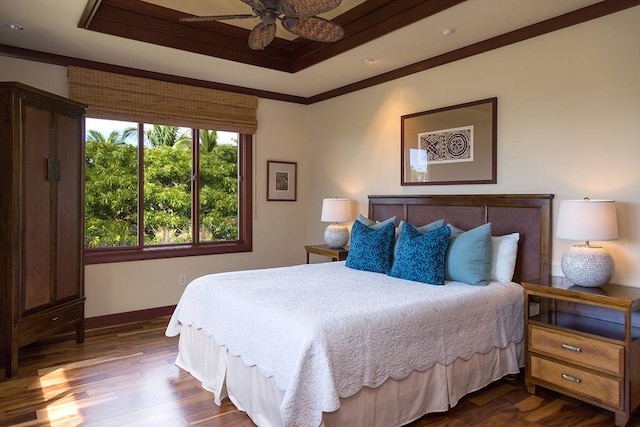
[85,119,239,249]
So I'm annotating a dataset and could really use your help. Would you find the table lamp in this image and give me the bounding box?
[556,198,618,287]
[321,198,351,248]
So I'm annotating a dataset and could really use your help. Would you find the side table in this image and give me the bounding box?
[305,244,348,264]
[522,277,640,427]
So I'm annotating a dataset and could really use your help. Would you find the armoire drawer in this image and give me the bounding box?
[17,299,84,347]
[528,325,623,377]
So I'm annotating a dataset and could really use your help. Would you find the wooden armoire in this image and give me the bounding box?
[0,82,86,377]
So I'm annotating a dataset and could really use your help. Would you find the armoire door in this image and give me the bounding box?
[55,110,83,302]
[22,102,53,315]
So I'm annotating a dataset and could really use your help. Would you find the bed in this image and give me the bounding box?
[166,194,553,426]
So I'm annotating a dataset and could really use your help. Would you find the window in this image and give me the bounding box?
[84,118,252,264]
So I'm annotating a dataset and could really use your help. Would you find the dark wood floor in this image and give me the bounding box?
[1,316,638,426]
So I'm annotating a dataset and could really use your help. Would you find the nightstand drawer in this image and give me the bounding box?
[530,355,623,409]
[529,325,623,376]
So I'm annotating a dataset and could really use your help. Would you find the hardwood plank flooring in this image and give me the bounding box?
[0,316,638,426]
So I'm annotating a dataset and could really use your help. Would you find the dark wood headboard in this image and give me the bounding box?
[368,194,553,283]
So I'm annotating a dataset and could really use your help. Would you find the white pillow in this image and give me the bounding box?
[490,233,520,282]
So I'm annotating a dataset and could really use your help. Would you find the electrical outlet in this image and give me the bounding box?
[179,274,187,286]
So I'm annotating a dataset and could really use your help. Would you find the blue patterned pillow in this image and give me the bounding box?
[394,219,444,258]
[445,223,493,286]
[390,224,451,285]
[346,219,395,274]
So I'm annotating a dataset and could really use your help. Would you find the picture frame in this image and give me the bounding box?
[401,97,497,185]
[267,160,297,201]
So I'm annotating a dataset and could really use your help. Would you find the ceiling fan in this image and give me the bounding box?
[180,0,345,50]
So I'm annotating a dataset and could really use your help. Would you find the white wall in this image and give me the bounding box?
[2,6,639,319]
[306,7,640,286]
[0,57,69,95]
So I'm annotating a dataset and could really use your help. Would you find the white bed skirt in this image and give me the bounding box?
[175,324,524,427]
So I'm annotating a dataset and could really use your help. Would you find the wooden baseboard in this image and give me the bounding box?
[85,305,177,331]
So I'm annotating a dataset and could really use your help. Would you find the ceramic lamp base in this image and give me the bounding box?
[324,224,349,249]
[561,245,613,287]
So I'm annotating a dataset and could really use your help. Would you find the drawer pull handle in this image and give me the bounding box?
[561,373,581,383]
[561,343,582,352]
[51,316,59,321]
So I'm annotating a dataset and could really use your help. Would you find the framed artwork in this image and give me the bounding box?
[267,160,297,201]
[401,97,497,185]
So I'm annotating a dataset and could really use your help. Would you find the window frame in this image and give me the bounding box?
[84,129,253,265]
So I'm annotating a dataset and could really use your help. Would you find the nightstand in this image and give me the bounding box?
[522,277,640,427]
[305,244,348,264]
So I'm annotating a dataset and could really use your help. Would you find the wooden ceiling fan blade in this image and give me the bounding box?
[248,22,276,50]
[281,16,344,42]
[280,0,342,17]
[180,14,256,22]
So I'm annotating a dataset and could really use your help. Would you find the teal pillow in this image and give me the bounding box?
[346,219,395,274]
[390,224,451,285]
[394,219,444,258]
[445,223,493,286]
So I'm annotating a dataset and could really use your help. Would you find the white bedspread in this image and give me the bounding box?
[166,261,524,427]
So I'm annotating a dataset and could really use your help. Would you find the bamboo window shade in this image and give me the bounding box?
[68,66,258,134]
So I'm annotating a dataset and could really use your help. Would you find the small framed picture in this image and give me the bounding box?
[267,160,297,201]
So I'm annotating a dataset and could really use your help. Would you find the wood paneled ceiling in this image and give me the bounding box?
[80,0,468,73]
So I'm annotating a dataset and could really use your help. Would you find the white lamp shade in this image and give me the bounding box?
[321,198,351,223]
[556,199,618,242]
